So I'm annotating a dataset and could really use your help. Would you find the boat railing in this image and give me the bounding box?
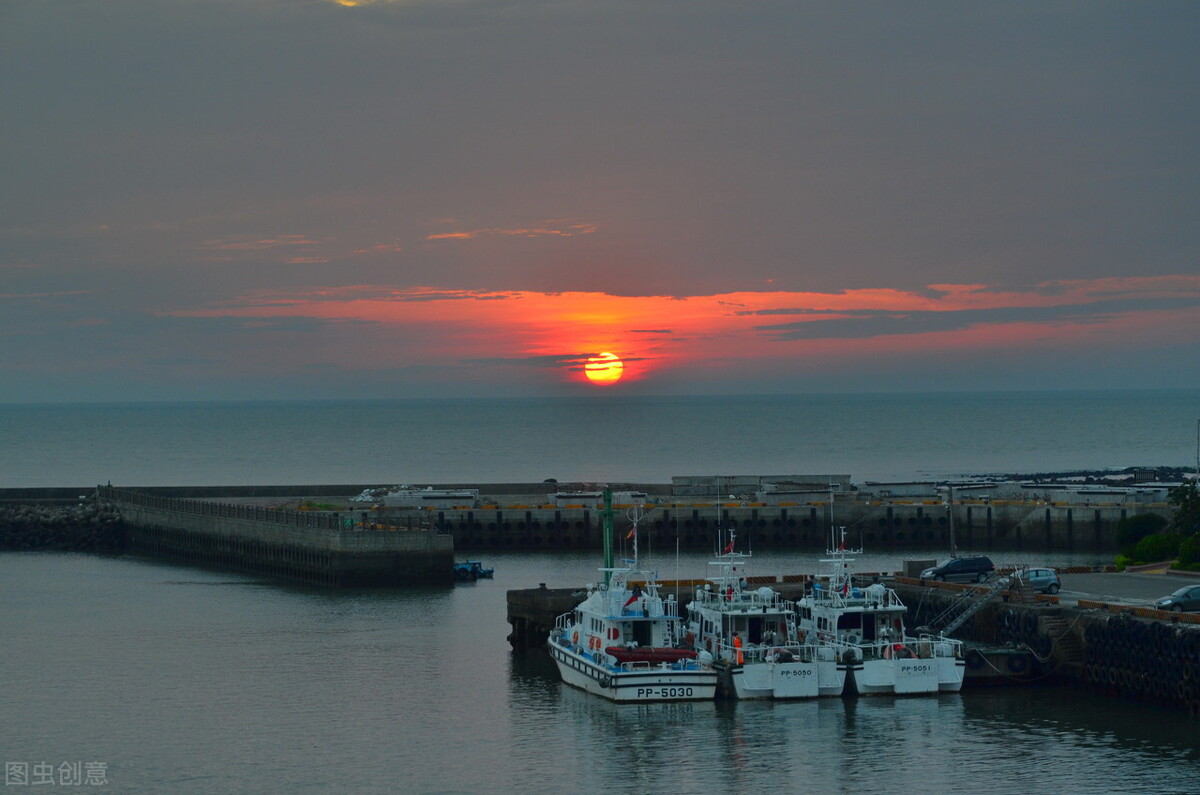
[809,583,903,609]
[612,596,678,619]
[853,637,954,661]
[613,658,705,672]
[554,613,575,633]
[690,586,786,612]
[712,638,829,665]
[917,633,964,656]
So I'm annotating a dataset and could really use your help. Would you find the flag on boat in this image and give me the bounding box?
[723,539,734,554]
[626,526,636,540]
[624,586,642,607]
[841,579,850,596]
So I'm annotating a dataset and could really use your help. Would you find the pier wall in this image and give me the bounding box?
[4,485,1172,555]
[440,500,1170,552]
[508,578,1200,712]
[101,487,453,587]
[898,581,1200,713]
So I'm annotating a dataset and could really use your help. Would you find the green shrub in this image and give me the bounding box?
[1115,513,1169,555]
[1168,481,1200,535]
[1114,553,1132,571]
[1176,533,1200,568]
[1133,532,1182,564]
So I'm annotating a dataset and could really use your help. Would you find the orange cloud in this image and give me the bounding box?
[199,235,318,251]
[424,220,598,241]
[166,276,1200,388]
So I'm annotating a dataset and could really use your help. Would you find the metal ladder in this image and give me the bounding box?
[925,575,1014,636]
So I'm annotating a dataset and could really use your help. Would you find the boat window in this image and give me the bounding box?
[748,616,764,643]
[632,622,651,647]
[837,615,862,630]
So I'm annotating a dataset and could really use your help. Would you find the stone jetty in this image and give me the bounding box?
[0,498,123,552]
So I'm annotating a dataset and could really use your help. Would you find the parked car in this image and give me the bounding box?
[1154,584,1200,613]
[1024,567,1061,594]
[920,556,995,584]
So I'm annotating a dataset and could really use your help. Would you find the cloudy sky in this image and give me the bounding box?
[3,0,1199,402]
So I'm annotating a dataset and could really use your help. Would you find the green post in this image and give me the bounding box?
[603,487,614,584]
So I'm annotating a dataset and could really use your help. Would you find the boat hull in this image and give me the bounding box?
[849,656,940,695]
[550,641,717,702]
[936,655,966,692]
[729,658,845,699]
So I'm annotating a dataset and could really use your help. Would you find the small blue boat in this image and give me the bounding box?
[453,561,494,581]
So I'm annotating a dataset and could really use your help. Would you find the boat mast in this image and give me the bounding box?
[948,483,956,555]
[602,487,614,585]
[626,505,643,567]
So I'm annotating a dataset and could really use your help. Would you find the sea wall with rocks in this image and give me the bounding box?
[0,500,124,552]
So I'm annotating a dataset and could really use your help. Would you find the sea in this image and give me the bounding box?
[3,390,1200,793]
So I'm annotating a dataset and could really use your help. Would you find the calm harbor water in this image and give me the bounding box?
[1,389,1198,488]
[4,390,1200,793]
[2,550,1199,794]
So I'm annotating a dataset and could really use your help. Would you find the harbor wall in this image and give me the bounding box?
[100,487,453,587]
[439,500,1170,552]
[507,578,1200,713]
[898,580,1200,713]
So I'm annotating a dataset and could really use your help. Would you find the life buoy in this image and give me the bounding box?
[572,630,579,645]
[589,636,600,651]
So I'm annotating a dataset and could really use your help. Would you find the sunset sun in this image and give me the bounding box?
[584,352,624,386]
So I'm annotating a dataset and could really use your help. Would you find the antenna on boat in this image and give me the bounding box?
[948,482,957,556]
[626,505,644,567]
[602,487,614,585]
[827,477,837,550]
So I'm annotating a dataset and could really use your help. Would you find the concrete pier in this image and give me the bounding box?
[5,481,1174,554]
[429,497,1164,553]
[100,486,454,587]
[508,572,1200,712]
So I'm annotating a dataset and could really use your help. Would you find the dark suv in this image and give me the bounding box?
[920,556,995,584]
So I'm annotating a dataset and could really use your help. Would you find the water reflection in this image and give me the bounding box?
[509,664,1200,794]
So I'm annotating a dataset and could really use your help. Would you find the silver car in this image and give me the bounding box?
[1154,584,1200,613]
[1024,567,1061,594]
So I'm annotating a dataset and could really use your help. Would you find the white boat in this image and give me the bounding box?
[548,520,717,702]
[795,530,965,696]
[685,531,845,699]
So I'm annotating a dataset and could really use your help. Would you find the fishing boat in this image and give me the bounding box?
[685,530,844,699]
[795,529,965,696]
[452,560,493,581]
[547,512,717,702]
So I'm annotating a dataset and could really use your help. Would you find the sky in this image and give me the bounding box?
[3,0,1200,402]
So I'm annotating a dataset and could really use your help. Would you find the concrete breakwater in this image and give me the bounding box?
[2,482,1173,553]
[434,498,1164,552]
[900,580,1200,714]
[96,486,454,587]
[0,500,123,552]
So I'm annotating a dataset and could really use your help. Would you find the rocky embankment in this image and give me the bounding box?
[0,500,123,552]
